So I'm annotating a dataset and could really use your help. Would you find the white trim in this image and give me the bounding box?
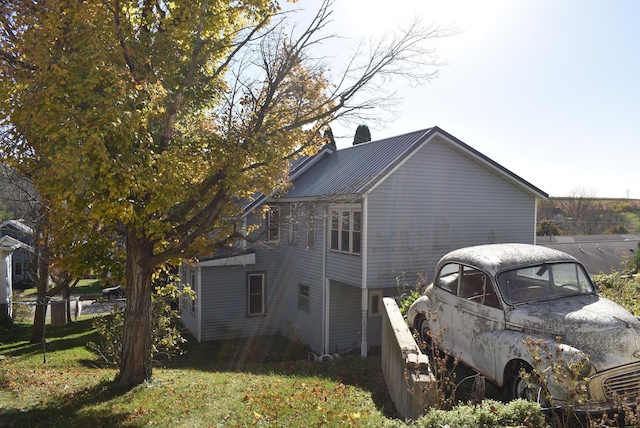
[360,195,369,357]
[533,198,539,245]
[363,129,548,200]
[196,266,202,342]
[198,253,256,267]
[323,205,329,354]
[433,132,548,199]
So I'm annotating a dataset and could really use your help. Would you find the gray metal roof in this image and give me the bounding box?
[538,234,640,275]
[279,128,432,199]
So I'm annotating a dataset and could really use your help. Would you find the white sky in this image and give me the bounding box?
[283,0,640,198]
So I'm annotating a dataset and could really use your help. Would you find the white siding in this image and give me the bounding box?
[328,280,362,353]
[276,203,325,352]
[366,136,537,289]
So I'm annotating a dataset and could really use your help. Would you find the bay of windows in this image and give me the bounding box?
[330,208,361,254]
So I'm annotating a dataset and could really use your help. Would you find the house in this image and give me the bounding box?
[0,234,33,318]
[179,127,548,356]
[0,219,34,288]
[538,234,640,275]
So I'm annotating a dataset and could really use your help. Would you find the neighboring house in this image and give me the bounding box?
[538,234,640,275]
[0,219,34,288]
[0,235,33,318]
[180,127,547,356]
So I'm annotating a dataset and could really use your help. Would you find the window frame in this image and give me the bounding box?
[14,261,23,276]
[298,283,310,312]
[329,207,362,255]
[306,204,315,249]
[266,206,280,243]
[247,272,266,316]
[288,205,296,245]
[368,290,383,317]
[189,270,196,315]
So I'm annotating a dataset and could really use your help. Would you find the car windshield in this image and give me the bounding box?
[496,262,595,304]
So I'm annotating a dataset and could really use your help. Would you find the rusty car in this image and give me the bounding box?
[406,243,640,411]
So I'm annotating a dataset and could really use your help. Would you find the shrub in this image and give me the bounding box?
[87,278,194,365]
[396,272,428,316]
[412,399,546,428]
[0,316,19,344]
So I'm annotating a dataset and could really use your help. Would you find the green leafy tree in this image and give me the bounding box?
[1,0,450,387]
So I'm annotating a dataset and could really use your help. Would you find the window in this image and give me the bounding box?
[189,271,196,315]
[306,205,315,248]
[298,284,310,312]
[436,263,459,294]
[266,206,280,242]
[288,206,295,244]
[460,266,499,308]
[14,262,22,276]
[247,273,266,316]
[330,208,362,254]
[368,290,382,317]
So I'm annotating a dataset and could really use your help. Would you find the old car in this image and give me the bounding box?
[407,243,640,411]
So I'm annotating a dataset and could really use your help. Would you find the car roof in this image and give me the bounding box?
[438,243,579,275]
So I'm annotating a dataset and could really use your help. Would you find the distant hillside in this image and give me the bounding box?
[537,197,640,236]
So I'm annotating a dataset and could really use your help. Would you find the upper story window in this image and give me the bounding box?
[189,270,197,315]
[306,204,315,249]
[330,208,361,255]
[266,206,280,243]
[288,205,296,245]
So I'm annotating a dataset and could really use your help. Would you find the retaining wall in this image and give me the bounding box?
[381,297,436,420]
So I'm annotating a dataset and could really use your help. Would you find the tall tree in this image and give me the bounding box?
[1,0,450,387]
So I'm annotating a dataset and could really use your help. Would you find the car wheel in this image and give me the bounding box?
[415,316,431,346]
[510,362,549,406]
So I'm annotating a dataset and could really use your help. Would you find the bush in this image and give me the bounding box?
[593,270,640,315]
[411,399,546,428]
[87,278,194,365]
[0,316,19,344]
[396,272,428,316]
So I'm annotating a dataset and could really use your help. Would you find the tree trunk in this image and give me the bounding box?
[63,286,71,324]
[30,238,50,344]
[115,229,154,388]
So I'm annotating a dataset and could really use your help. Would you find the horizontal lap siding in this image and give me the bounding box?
[278,203,325,353]
[328,280,362,353]
[199,247,282,342]
[367,137,536,289]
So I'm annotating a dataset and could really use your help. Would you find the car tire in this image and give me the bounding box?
[415,316,431,347]
[509,361,549,406]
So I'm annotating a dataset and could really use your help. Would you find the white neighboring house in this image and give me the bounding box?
[0,234,33,318]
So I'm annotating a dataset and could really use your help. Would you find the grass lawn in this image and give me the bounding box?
[0,317,400,427]
[17,279,104,298]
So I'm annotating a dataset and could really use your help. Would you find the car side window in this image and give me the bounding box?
[460,266,500,308]
[436,263,459,294]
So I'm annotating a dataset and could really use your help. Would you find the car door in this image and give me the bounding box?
[451,265,506,380]
[429,262,460,353]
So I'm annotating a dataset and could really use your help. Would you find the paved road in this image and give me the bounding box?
[16,298,125,321]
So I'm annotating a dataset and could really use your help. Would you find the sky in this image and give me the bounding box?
[282,0,640,198]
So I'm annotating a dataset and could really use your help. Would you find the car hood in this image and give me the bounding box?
[506,294,640,370]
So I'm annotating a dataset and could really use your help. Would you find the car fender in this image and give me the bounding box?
[478,330,583,388]
[406,295,431,329]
